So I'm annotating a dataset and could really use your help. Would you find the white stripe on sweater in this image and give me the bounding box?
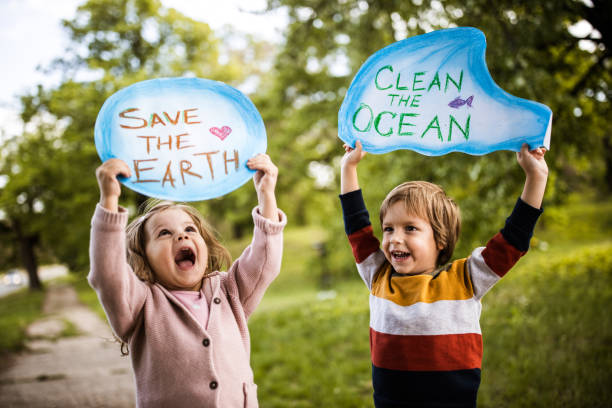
[369,295,483,336]
[356,249,387,290]
[467,247,501,300]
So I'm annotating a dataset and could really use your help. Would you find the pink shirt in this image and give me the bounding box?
[171,290,209,329]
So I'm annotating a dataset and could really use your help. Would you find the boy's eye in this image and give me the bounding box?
[405,226,417,232]
[383,226,393,232]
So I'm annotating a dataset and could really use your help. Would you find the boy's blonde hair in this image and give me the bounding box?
[379,181,461,266]
[125,200,231,284]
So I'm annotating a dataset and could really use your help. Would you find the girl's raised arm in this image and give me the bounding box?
[247,154,279,222]
[90,159,147,340]
[96,158,131,213]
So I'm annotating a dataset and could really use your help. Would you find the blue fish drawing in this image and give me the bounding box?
[448,95,474,109]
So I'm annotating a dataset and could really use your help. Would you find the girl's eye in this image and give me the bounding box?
[383,226,393,232]
[186,226,197,233]
[158,229,171,237]
[405,226,417,232]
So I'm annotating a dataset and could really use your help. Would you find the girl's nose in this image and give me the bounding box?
[177,234,189,241]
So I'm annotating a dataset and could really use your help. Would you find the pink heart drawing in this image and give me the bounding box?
[210,126,232,141]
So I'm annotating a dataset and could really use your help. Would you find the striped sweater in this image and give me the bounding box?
[340,189,542,407]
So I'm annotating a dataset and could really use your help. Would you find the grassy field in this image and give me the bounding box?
[0,288,45,354]
[2,196,610,406]
[246,196,612,407]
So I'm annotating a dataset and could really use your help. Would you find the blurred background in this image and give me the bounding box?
[0,0,610,407]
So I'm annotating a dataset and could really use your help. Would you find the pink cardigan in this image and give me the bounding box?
[88,204,286,407]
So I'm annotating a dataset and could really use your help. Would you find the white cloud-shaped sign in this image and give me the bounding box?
[95,78,266,201]
[338,27,552,155]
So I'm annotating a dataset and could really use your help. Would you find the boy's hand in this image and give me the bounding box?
[96,158,131,212]
[517,143,548,209]
[340,140,366,194]
[247,153,279,221]
[517,143,548,179]
[341,140,367,169]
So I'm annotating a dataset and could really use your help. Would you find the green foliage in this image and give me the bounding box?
[0,288,45,353]
[246,197,612,407]
[257,0,611,283]
[479,243,612,408]
[250,282,371,407]
[246,240,612,407]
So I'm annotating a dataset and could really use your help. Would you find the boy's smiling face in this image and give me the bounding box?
[381,201,440,276]
[144,208,209,291]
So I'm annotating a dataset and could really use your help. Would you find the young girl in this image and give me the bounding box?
[89,154,286,407]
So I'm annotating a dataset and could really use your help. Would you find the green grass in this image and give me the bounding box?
[64,195,612,407]
[250,281,372,407]
[0,288,45,354]
[247,196,612,407]
[0,275,106,356]
[478,243,612,407]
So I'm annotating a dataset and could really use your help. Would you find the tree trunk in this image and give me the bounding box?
[13,220,42,291]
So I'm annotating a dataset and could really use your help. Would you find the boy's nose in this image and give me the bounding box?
[390,234,402,243]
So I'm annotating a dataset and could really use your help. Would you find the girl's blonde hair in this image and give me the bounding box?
[379,181,461,266]
[125,200,231,284]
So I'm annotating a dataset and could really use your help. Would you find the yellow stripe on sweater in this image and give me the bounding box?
[371,259,474,306]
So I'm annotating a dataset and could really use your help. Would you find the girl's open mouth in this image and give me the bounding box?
[175,247,196,269]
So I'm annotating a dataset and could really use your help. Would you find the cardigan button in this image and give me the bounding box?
[213,297,221,304]
[209,381,218,389]
[202,338,210,347]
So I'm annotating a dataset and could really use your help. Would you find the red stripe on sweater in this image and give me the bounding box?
[481,232,525,277]
[348,226,381,263]
[370,329,483,371]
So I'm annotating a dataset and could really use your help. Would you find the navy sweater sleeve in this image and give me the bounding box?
[500,197,543,252]
[339,189,372,235]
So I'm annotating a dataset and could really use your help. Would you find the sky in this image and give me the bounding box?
[0,0,288,138]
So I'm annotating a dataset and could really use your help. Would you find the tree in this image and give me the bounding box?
[258,0,611,283]
[0,0,271,284]
[447,0,611,192]
[0,122,62,290]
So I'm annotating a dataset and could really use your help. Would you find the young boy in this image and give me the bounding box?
[340,140,548,407]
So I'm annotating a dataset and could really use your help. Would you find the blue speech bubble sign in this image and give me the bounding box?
[95,78,266,201]
[338,27,552,156]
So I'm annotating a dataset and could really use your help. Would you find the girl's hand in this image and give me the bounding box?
[95,158,131,212]
[248,154,278,195]
[517,143,548,180]
[247,154,279,221]
[341,140,366,170]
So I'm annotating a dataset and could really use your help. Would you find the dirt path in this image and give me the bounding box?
[0,283,135,407]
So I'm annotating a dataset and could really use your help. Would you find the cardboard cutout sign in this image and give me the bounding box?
[95,78,266,201]
[338,27,552,155]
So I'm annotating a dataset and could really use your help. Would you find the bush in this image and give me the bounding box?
[479,244,612,408]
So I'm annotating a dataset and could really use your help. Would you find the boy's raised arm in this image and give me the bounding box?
[517,143,548,209]
[341,140,367,194]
